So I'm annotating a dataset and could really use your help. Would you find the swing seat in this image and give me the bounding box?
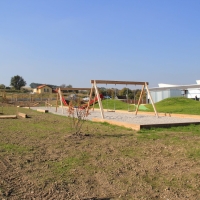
[107,109,115,112]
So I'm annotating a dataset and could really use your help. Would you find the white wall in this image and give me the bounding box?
[186,89,200,98]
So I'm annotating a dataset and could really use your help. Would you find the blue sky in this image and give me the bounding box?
[1,0,200,88]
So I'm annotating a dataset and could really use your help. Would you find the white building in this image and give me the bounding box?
[148,80,200,103]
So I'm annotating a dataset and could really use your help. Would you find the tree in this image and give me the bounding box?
[60,84,66,88]
[66,84,72,88]
[0,84,5,89]
[98,87,107,96]
[134,89,147,103]
[68,99,89,135]
[119,87,133,99]
[10,75,26,90]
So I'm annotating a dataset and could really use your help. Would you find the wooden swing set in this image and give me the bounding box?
[88,80,158,119]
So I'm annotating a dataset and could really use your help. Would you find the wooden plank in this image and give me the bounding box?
[91,80,148,85]
[18,112,27,118]
[37,109,48,113]
[0,115,17,119]
[60,88,91,91]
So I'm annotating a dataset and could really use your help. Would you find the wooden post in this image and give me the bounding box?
[58,88,64,114]
[56,92,59,112]
[135,85,145,115]
[86,85,94,114]
[92,94,97,111]
[145,82,158,117]
[94,81,104,119]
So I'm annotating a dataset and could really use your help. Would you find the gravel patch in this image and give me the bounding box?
[30,107,200,125]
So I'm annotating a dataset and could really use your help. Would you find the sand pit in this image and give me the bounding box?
[30,107,200,130]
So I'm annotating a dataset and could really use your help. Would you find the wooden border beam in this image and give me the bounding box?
[0,115,17,119]
[91,80,148,85]
[37,109,48,113]
[18,112,27,118]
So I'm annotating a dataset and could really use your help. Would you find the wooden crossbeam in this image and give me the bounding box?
[59,88,91,91]
[90,80,148,85]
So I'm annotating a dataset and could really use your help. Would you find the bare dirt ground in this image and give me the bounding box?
[1,107,200,199]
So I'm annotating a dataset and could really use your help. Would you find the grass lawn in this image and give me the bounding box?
[94,97,200,115]
[0,101,200,199]
[146,97,200,115]
[94,99,148,111]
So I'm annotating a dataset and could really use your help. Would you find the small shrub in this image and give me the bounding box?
[67,99,90,135]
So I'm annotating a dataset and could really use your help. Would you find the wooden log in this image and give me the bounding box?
[37,109,48,113]
[0,115,17,119]
[18,112,27,118]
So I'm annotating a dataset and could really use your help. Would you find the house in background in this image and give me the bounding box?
[148,80,200,103]
[33,84,53,94]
